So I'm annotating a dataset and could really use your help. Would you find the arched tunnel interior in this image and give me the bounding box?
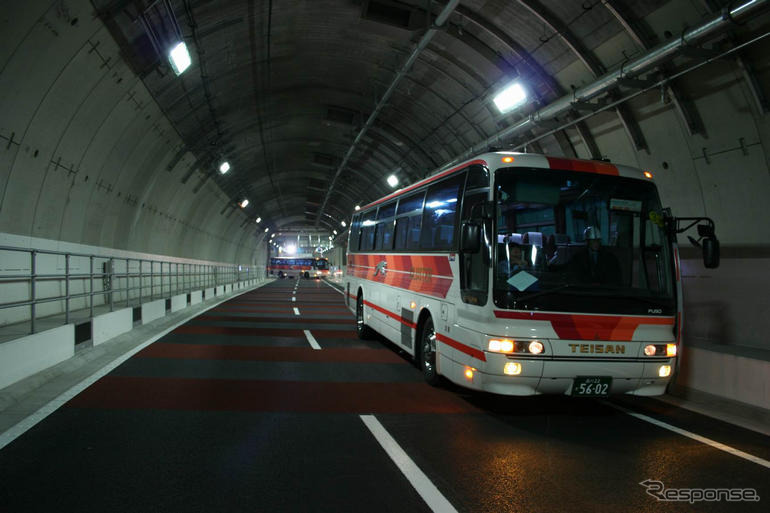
[1,0,769,511]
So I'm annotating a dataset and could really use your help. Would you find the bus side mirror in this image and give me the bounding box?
[461,223,481,253]
[697,224,720,268]
[702,236,720,268]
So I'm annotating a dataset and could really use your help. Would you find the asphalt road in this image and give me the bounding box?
[0,278,767,512]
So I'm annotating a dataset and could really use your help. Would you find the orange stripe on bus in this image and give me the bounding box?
[493,310,674,341]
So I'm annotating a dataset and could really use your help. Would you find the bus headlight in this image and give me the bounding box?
[488,339,514,353]
[488,338,546,355]
[644,344,656,356]
[504,362,522,375]
[659,365,671,377]
[528,341,544,355]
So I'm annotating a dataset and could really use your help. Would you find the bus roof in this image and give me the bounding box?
[362,152,653,210]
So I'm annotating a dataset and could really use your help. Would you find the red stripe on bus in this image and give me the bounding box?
[363,159,487,209]
[493,311,674,341]
[363,299,416,328]
[546,156,619,176]
[435,333,486,362]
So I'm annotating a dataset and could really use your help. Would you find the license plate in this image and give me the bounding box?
[571,376,612,397]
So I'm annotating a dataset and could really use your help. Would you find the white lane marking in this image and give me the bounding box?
[321,279,346,296]
[360,415,458,513]
[607,402,770,469]
[303,330,321,350]
[0,284,266,452]
[293,307,300,316]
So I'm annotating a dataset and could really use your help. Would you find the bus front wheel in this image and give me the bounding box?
[420,317,441,386]
[356,294,374,340]
[278,271,284,279]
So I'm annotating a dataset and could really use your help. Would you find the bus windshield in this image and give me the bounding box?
[315,259,329,270]
[493,167,675,315]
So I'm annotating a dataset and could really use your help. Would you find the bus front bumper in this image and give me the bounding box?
[440,352,674,396]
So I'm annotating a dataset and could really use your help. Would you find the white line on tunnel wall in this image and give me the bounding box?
[607,402,770,469]
[303,330,321,350]
[360,415,458,513]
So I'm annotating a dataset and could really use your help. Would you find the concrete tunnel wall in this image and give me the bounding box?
[0,1,769,409]
[0,0,266,266]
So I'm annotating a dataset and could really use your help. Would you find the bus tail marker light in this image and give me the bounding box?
[504,362,522,375]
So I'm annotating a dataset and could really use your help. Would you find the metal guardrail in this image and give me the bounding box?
[0,245,258,335]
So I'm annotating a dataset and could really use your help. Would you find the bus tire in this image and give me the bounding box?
[356,294,374,340]
[419,317,441,386]
[304,271,310,279]
[278,271,284,279]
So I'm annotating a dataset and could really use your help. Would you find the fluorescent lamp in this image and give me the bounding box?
[219,161,230,174]
[169,42,191,75]
[265,228,269,233]
[354,205,360,211]
[286,244,297,255]
[387,175,398,187]
[255,217,261,223]
[341,221,346,227]
[240,199,249,208]
[333,230,337,235]
[493,82,527,114]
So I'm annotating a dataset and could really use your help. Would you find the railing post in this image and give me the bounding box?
[90,255,94,318]
[126,258,130,306]
[109,257,114,312]
[65,253,70,325]
[139,259,143,305]
[30,250,36,334]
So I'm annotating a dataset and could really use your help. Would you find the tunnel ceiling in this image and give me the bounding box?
[90,0,769,236]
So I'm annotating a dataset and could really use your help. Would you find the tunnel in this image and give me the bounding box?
[1,0,769,511]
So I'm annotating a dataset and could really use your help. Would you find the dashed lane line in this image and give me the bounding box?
[303,330,321,350]
[293,307,300,316]
[360,415,458,513]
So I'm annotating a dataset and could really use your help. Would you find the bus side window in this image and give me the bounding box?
[420,173,464,251]
[360,209,377,251]
[349,214,361,252]
[460,164,490,305]
[394,191,425,251]
[375,201,396,251]
[394,217,409,250]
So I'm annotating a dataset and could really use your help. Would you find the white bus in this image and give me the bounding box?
[344,152,718,396]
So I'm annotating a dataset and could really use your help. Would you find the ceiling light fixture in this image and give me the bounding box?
[387,175,398,187]
[255,217,261,223]
[169,42,191,75]
[341,221,346,227]
[493,81,527,114]
[239,199,249,208]
[219,161,230,174]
